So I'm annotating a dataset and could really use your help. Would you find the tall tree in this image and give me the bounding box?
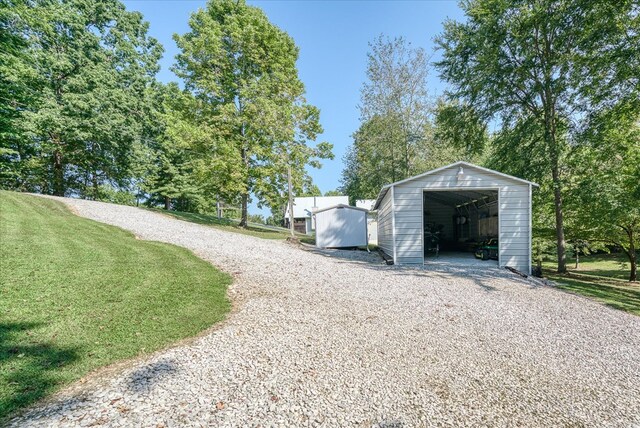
[1,0,162,196]
[0,0,35,189]
[173,0,328,227]
[140,83,206,211]
[342,36,467,202]
[435,0,639,273]
[360,36,433,179]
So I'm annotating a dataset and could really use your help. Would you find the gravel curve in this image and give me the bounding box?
[8,196,640,427]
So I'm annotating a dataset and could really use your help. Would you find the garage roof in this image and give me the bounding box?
[373,161,538,210]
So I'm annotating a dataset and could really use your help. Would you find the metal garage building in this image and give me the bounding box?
[373,161,537,274]
[314,204,369,248]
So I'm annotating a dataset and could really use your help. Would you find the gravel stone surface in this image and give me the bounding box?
[9,196,640,427]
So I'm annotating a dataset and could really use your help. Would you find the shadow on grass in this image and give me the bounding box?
[571,269,631,282]
[0,322,81,421]
[156,210,234,227]
[551,276,640,315]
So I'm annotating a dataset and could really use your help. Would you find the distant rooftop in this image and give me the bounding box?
[285,196,349,219]
[355,199,376,210]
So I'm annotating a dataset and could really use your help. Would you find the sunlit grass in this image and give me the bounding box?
[152,208,316,244]
[543,253,638,316]
[0,192,231,421]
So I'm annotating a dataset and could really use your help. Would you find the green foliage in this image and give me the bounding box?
[434,0,639,273]
[0,0,41,189]
[0,192,230,420]
[1,0,329,218]
[93,184,138,207]
[247,214,265,224]
[1,0,163,197]
[567,103,639,281]
[434,100,488,155]
[341,36,469,201]
[139,83,209,211]
[173,0,331,225]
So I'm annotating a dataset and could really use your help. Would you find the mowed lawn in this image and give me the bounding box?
[0,192,231,421]
[544,254,639,316]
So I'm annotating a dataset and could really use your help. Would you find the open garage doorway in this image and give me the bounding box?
[423,189,499,268]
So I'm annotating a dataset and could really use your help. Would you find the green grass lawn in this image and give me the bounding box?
[153,208,316,244]
[543,253,639,315]
[0,192,231,421]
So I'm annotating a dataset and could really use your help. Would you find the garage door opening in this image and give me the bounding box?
[423,189,499,267]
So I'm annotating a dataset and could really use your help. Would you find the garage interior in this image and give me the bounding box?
[423,190,499,266]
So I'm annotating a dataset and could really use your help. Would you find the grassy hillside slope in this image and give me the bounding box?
[0,192,231,420]
[154,208,315,244]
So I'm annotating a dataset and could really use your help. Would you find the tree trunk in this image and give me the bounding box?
[239,145,249,228]
[551,164,567,273]
[53,150,64,196]
[92,173,99,200]
[287,163,295,237]
[539,32,567,274]
[543,90,566,274]
[575,249,579,269]
[240,193,248,227]
[627,228,637,282]
[164,196,170,210]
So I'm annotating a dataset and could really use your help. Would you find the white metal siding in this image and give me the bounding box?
[315,207,367,248]
[392,164,532,273]
[376,190,394,258]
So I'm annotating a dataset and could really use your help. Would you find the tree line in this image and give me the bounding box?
[340,1,639,281]
[0,0,333,227]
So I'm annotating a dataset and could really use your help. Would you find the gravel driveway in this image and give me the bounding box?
[9,196,640,427]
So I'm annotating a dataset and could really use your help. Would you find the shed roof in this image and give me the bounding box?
[372,161,539,210]
[313,204,369,215]
[285,196,349,219]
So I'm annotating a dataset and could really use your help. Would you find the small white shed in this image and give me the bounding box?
[373,161,538,274]
[314,204,368,248]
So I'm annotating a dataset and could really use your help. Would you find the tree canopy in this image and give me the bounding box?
[1,0,163,197]
[172,0,331,226]
[434,0,639,273]
[1,0,331,224]
[341,36,471,202]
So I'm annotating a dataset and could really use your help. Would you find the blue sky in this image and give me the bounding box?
[123,0,465,214]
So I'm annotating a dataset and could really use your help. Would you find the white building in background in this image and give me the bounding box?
[284,195,349,234]
[355,199,378,245]
[355,199,376,210]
